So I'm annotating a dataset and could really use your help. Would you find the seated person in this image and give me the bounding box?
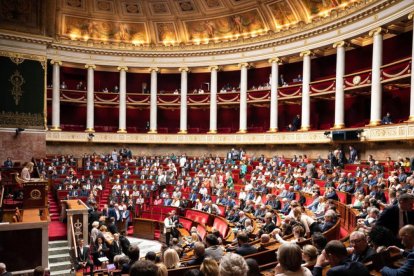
[234,232,258,256]
[382,112,392,124]
[258,212,276,236]
[348,231,376,263]
[110,233,125,263]
[381,224,414,275]
[74,239,93,276]
[318,210,337,233]
[256,234,271,252]
[313,240,370,276]
[274,243,312,276]
[274,225,306,244]
[186,242,206,266]
[92,237,109,268]
[302,244,318,268]
[204,234,224,261]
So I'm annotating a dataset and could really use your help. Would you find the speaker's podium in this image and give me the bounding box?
[14,173,49,209]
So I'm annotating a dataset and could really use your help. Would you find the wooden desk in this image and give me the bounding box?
[133,218,157,240]
[22,209,42,222]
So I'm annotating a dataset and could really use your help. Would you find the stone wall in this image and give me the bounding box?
[0,129,46,164]
[46,141,414,161]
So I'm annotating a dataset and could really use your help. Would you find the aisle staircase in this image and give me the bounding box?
[49,191,60,222]
[48,191,67,241]
[99,186,111,210]
[48,240,72,276]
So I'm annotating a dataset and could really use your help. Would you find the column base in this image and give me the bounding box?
[298,126,310,132]
[207,130,217,134]
[178,130,187,134]
[267,128,278,133]
[237,129,247,134]
[49,126,61,131]
[85,128,95,133]
[366,120,381,127]
[117,129,127,133]
[330,123,345,130]
[405,116,414,123]
[147,129,158,134]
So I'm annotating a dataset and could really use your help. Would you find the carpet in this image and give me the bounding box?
[49,221,67,241]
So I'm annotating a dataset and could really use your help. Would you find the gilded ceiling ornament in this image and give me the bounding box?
[10,56,24,65]
[9,70,25,105]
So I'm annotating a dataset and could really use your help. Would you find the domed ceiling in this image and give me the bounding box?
[0,0,373,48]
[56,0,363,46]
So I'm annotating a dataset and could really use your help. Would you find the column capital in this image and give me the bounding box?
[238,62,250,69]
[369,27,386,37]
[409,11,414,20]
[299,50,312,57]
[117,66,128,71]
[179,67,189,72]
[149,67,159,73]
[208,65,220,71]
[268,57,280,64]
[333,41,347,48]
[50,60,62,66]
[85,64,96,69]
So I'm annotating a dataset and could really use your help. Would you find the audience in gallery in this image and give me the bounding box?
[3,147,414,276]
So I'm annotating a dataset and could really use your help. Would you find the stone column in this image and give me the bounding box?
[50,60,62,131]
[268,58,279,132]
[368,27,384,126]
[238,63,249,133]
[300,51,312,131]
[149,68,159,133]
[333,41,346,129]
[85,64,96,132]
[408,13,414,122]
[179,67,189,133]
[208,66,219,133]
[117,66,128,133]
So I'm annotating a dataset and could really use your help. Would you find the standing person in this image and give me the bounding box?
[292,115,301,131]
[376,193,414,236]
[21,162,34,180]
[349,146,358,164]
[164,212,174,246]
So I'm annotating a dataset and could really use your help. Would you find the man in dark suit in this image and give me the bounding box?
[108,217,118,234]
[292,114,301,131]
[0,263,12,276]
[75,239,93,276]
[110,233,124,263]
[376,193,414,236]
[312,240,370,276]
[319,210,336,233]
[381,224,414,275]
[235,232,258,256]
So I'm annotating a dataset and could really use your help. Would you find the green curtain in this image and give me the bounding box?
[0,54,45,129]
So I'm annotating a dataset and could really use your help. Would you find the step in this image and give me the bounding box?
[49,246,70,255]
[49,254,72,264]
[49,240,69,248]
[49,261,72,272]
[49,269,73,276]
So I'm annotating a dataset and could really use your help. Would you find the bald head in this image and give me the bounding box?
[399,224,414,249]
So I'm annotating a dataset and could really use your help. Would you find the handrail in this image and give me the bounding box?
[0,185,4,208]
[69,216,78,258]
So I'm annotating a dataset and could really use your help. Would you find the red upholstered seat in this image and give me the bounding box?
[179,218,193,231]
[196,224,207,240]
[212,217,228,238]
[185,210,209,225]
